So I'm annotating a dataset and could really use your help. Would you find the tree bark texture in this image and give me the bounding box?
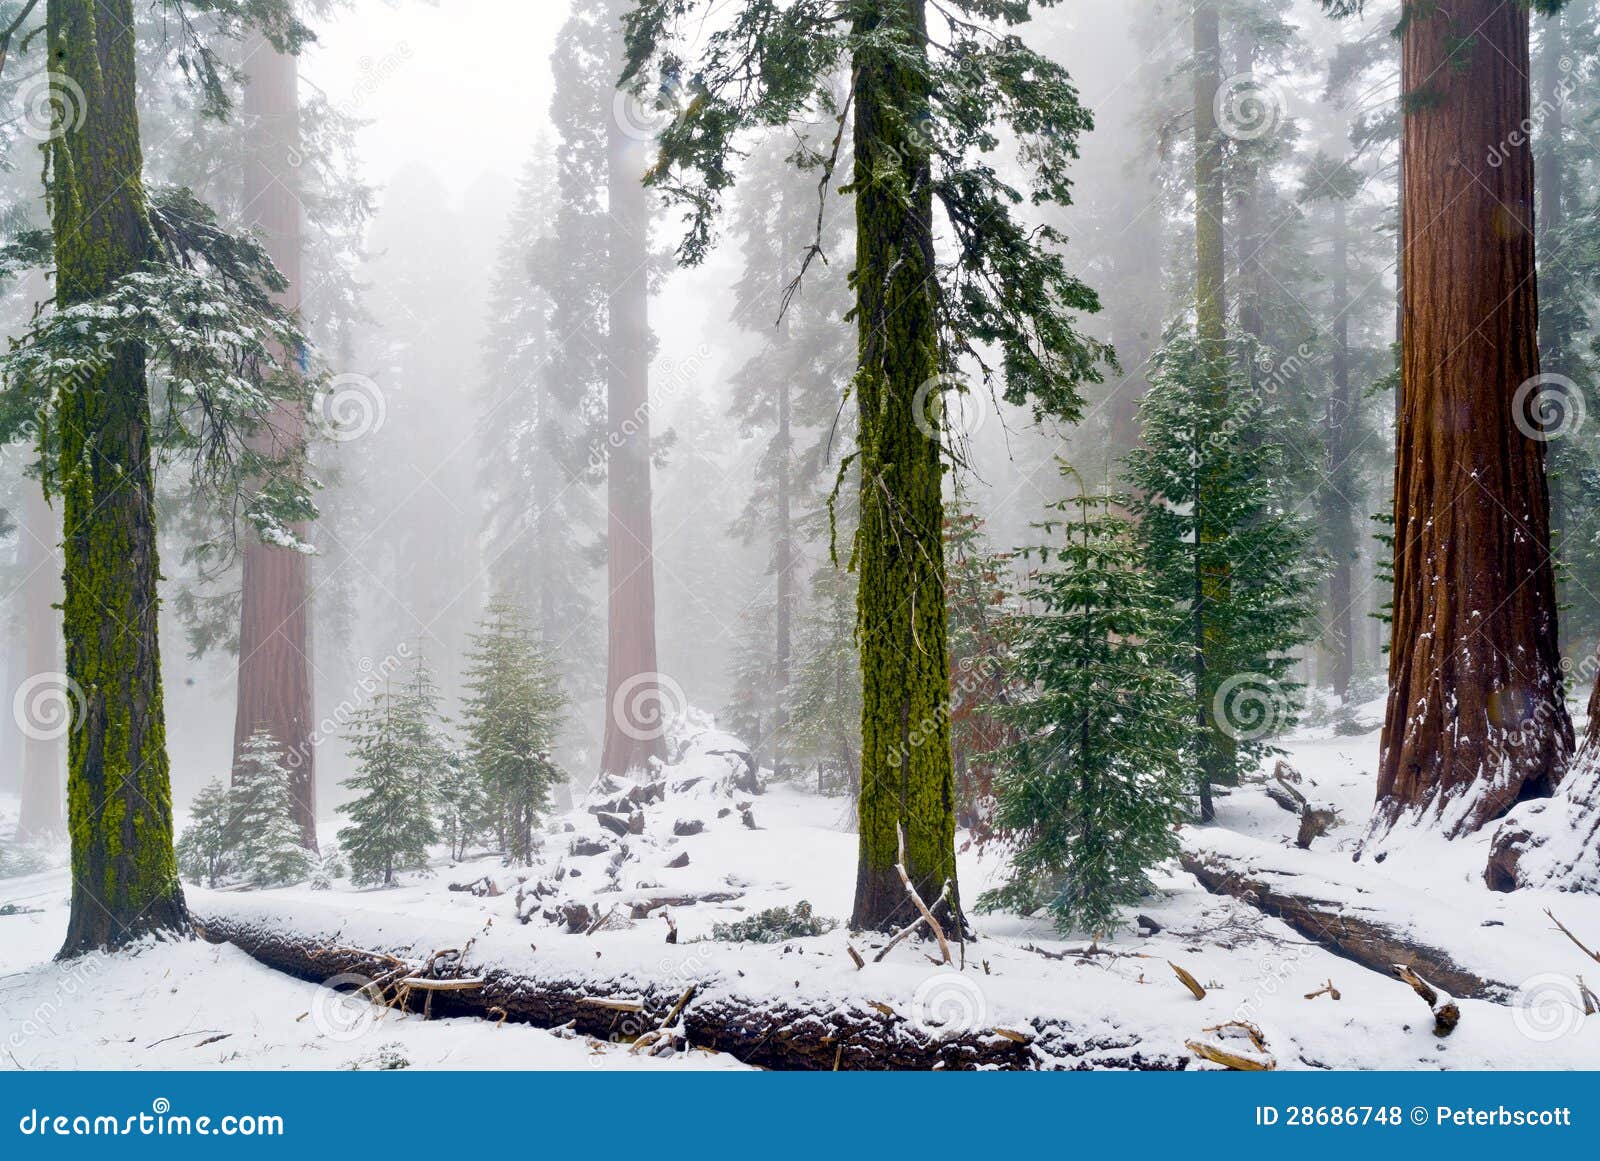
[847,0,961,933]
[233,30,316,847]
[49,0,188,956]
[599,2,666,778]
[196,906,1184,1070]
[1374,0,1570,847]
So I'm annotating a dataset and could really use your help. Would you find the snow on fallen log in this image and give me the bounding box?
[192,897,1184,1072]
[1179,841,1515,1001]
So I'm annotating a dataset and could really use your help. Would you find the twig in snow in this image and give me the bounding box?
[894,824,952,965]
[1169,961,1207,1000]
[1395,964,1459,1036]
[1547,909,1600,965]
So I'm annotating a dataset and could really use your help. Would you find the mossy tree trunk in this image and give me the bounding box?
[233,29,316,848]
[48,0,188,956]
[847,0,959,932]
[1192,0,1233,819]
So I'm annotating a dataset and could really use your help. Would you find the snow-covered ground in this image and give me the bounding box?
[3,710,1598,1070]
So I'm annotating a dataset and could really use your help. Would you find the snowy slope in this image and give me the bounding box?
[3,719,1598,1070]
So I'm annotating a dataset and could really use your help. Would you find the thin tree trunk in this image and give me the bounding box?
[50,0,188,956]
[15,481,63,840]
[1193,0,1232,816]
[772,215,794,775]
[1325,195,1355,702]
[1373,0,1569,846]
[848,0,960,932]
[233,29,316,847]
[598,3,666,777]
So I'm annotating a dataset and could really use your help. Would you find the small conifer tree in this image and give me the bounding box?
[461,598,567,864]
[231,729,317,888]
[338,669,442,887]
[981,480,1191,937]
[1126,331,1322,818]
[176,778,236,888]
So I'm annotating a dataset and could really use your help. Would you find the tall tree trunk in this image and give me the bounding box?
[15,481,64,840]
[773,361,793,773]
[49,0,188,956]
[598,7,666,777]
[233,30,316,847]
[772,202,795,775]
[848,0,960,932]
[1193,0,1232,819]
[1324,194,1356,702]
[1373,0,1569,847]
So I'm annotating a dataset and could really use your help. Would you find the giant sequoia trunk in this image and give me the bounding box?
[232,30,316,847]
[598,12,666,778]
[15,481,64,841]
[49,0,188,955]
[1192,0,1233,819]
[1374,0,1569,846]
[847,0,960,932]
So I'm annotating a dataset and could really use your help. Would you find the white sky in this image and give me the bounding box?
[303,0,574,201]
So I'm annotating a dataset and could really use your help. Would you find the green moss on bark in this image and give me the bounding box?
[48,0,188,957]
[847,0,960,933]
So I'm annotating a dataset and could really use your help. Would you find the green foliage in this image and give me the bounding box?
[337,658,444,888]
[980,482,1191,936]
[1127,330,1323,797]
[230,730,315,887]
[461,598,567,865]
[0,185,321,557]
[621,0,1110,422]
[433,749,490,864]
[176,778,234,888]
[175,731,314,888]
[711,899,837,943]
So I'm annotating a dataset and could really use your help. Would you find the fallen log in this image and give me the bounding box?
[195,910,1184,1072]
[1179,850,1512,1000]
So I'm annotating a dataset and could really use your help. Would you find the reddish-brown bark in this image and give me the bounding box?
[232,33,316,845]
[598,81,666,778]
[1373,0,1570,846]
